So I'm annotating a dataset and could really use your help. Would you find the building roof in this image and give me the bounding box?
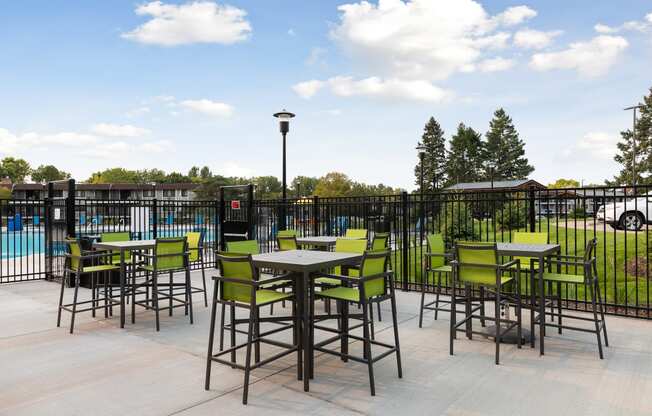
[445,179,546,192]
[12,183,199,191]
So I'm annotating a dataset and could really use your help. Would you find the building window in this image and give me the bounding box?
[163,190,175,197]
[77,191,85,198]
[181,189,188,197]
[143,189,155,198]
[53,190,63,198]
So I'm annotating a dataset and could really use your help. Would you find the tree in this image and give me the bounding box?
[314,172,353,197]
[88,168,139,183]
[137,169,167,184]
[162,172,190,183]
[1,157,31,183]
[253,176,282,199]
[0,187,11,199]
[200,166,212,180]
[31,165,70,183]
[484,108,534,180]
[414,117,447,191]
[548,178,580,189]
[445,123,484,185]
[613,87,652,185]
[290,176,319,197]
[188,166,200,179]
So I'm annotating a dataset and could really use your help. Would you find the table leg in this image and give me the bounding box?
[303,270,311,392]
[296,272,303,381]
[120,250,126,328]
[538,254,545,355]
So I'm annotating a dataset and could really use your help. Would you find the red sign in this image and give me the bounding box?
[231,200,241,210]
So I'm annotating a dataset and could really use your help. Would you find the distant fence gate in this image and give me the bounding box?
[2,185,651,318]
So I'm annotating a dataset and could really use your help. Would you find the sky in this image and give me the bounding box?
[1,0,651,190]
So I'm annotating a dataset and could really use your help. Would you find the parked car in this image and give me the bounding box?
[596,192,652,231]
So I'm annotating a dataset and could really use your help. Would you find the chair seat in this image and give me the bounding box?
[256,289,293,306]
[260,279,292,288]
[319,286,362,303]
[82,264,121,273]
[465,276,514,287]
[110,258,136,265]
[314,276,342,286]
[429,265,452,273]
[140,265,182,272]
[542,272,584,284]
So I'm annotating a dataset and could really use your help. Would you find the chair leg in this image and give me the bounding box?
[464,284,472,340]
[242,307,255,405]
[529,268,536,348]
[91,272,96,318]
[57,270,67,327]
[495,287,501,365]
[590,283,604,359]
[362,300,376,396]
[104,270,109,318]
[418,271,427,328]
[219,303,226,351]
[131,268,137,324]
[341,300,349,362]
[435,272,442,321]
[557,282,562,334]
[186,268,194,324]
[450,280,456,355]
[169,271,173,316]
[205,280,219,391]
[595,279,609,347]
[201,263,208,307]
[153,273,160,331]
[479,285,486,327]
[70,274,80,334]
[389,283,403,379]
[369,302,376,340]
[230,305,237,367]
[377,301,382,322]
[516,279,522,349]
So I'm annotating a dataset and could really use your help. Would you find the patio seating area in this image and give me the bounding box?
[2,271,652,416]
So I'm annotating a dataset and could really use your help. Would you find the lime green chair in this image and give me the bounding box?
[540,238,608,359]
[205,253,296,405]
[226,240,260,255]
[314,250,402,396]
[315,238,367,286]
[277,229,297,237]
[277,236,298,251]
[135,237,193,331]
[345,228,368,239]
[186,231,208,307]
[57,239,121,333]
[419,234,454,327]
[370,232,389,251]
[513,232,548,271]
[450,242,522,365]
[100,232,132,265]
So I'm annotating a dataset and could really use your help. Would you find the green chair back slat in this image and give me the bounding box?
[360,251,388,298]
[277,236,298,251]
[186,231,203,262]
[277,230,297,237]
[218,253,255,303]
[154,238,187,271]
[335,238,367,276]
[426,234,446,268]
[345,228,368,239]
[226,240,260,255]
[456,242,498,286]
[371,232,389,251]
[513,232,548,269]
[101,232,131,263]
[67,239,82,271]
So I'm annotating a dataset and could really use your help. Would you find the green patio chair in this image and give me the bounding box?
[450,242,522,365]
[277,235,299,251]
[313,250,402,396]
[100,232,132,265]
[57,239,121,333]
[315,238,367,285]
[513,231,549,271]
[277,229,297,237]
[419,233,455,327]
[186,231,208,307]
[370,232,390,321]
[205,253,297,405]
[345,228,368,239]
[134,237,193,331]
[539,238,608,359]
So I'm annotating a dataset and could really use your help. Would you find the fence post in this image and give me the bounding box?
[152,198,158,239]
[219,187,226,251]
[247,184,254,239]
[312,196,320,236]
[529,187,536,232]
[65,179,76,238]
[401,191,409,290]
[45,183,54,280]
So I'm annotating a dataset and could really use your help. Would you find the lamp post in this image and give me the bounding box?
[416,144,426,244]
[273,110,295,230]
[624,105,644,186]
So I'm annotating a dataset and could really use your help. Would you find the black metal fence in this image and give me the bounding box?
[2,185,651,318]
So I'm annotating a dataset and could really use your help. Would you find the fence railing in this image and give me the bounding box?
[2,185,650,318]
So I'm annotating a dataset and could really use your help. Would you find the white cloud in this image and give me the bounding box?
[180,99,234,118]
[477,57,515,72]
[594,14,652,34]
[514,28,562,49]
[330,0,537,81]
[647,13,652,24]
[575,132,619,159]
[91,123,150,137]
[306,47,327,66]
[122,1,251,46]
[292,80,325,99]
[222,161,253,177]
[529,35,628,77]
[594,23,617,34]
[125,106,151,118]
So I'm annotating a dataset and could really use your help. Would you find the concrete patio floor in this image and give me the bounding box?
[1,271,652,416]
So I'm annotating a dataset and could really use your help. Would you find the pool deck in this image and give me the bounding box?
[2,271,652,416]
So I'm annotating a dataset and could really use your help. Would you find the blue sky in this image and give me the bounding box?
[1,0,651,189]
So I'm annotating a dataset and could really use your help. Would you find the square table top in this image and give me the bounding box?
[94,239,156,251]
[296,236,365,246]
[252,249,363,273]
[496,242,560,257]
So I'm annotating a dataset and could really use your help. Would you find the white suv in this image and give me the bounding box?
[597,192,651,231]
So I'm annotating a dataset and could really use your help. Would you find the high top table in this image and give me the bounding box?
[251,249,363,392]
[93,239,156,328]
[296,236,365,250]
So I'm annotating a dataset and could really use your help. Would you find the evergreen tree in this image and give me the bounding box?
[414,117,447,191]
[445,123,484,184]
[613,87,652,185]
[483,108,533,180]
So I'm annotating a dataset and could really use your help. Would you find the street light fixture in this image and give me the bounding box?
[416,144,426,244]
[624,105,644,186]
[273,109,295,230]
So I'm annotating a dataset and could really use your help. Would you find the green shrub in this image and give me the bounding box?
[495,201,527,230]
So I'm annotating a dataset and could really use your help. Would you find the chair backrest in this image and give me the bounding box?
[217,252,256,303]
[371,232,390,251]
[359,250,390,299]
[154,237,187,270]
[101,231,131,262]
[335,237,367,254]
[226,240,260,255]
[277,229,297,237]
[186,231,204,262]
[277,236,298,251]
[345,228,368,239]
[455,242,499,286]
[584,238,598,277]
[426,233,446,268]
[512,232,549,268]
[66,239,82,271]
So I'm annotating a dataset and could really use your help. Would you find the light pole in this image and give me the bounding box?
[416,144,426,244]
[273,110,295,230]
[624,105,644,186]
